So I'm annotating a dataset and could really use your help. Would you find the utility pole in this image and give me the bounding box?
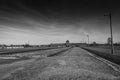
[104,13,114,54]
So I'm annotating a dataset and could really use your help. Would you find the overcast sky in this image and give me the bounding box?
[0,0,120,45]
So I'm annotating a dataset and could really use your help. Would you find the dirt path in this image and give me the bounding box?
[1,47,120,80]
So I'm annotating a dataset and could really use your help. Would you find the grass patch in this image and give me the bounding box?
[82,47,120,65]
[0,57,30,65]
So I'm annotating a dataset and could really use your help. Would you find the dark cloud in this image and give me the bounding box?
[0,0,120,27]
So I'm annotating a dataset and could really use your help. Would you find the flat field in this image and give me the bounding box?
[82,46,120,55]
[82,46,120,65]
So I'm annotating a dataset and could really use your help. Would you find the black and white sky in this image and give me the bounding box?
[0,0,120,44]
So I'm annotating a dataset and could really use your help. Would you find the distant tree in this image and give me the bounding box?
[23,43,30,48]
[93,41,96,44]
[89,41,97,46]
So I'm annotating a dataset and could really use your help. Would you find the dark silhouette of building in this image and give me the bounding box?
[66,40,70,47]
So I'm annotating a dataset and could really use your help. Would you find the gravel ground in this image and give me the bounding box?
[1,47,120,80]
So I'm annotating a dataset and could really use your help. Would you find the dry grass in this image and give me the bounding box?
[82,47,120,65]
[0,47,70,80]
[1,47,120,80]
[2,59,119,80]
[83,47,120,56]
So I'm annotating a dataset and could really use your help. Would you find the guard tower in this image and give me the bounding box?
[66,40,70,47]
